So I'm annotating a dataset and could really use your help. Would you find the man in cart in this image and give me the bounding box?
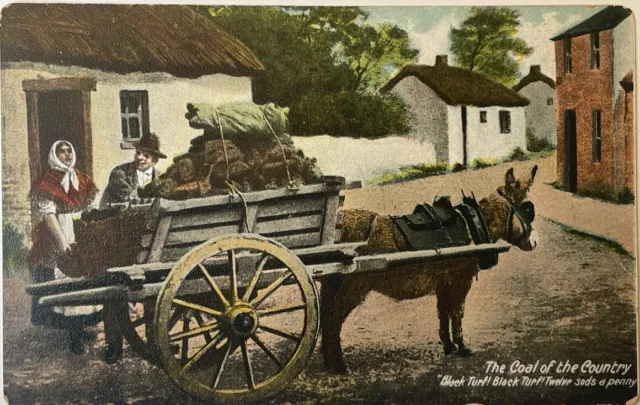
[99,133,167,207]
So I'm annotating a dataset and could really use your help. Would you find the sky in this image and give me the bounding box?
[362,5,605,80]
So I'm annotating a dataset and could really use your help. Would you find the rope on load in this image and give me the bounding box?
[213,107,251,232]
[261,111,296,190]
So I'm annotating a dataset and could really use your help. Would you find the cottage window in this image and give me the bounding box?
[499,110,511,133]
[120,90,149,142]
[592,110,602,162]
[564,37,572,73]
[480,111,487,123]
[547,98,554,106]
[590,32,600,69]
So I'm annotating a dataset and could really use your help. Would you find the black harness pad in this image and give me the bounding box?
[456,195,498,269]
[391,197,470,251]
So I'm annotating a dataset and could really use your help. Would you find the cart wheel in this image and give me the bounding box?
[116,300,161,363]
[155,234,319,403]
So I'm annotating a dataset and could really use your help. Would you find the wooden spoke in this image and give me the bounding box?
[173,298,223,318]
[168,306,184,331]
[241,342,256,390]
[229,249,238,303]
[250,334,284,371]
[250,271,293,307]
[181,310,190,362]
[170,322,219,343]
[182,331,224,373]
[156,234,319,402]
[242,253,269,302]
[198,263,230,309]
[257,303,306,317]
[259,325,301,342]
[194,312,214,344]
[211,341,236,389]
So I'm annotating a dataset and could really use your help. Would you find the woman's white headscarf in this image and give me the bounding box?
[48,140,79,193]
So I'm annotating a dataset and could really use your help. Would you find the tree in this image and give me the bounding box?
[450,7,532,87]
[336,23,419,92]
[197,6,416,138]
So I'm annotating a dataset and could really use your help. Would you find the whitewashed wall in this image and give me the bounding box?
[519,81,557,145]
[465,106,527,163]
[292,135,436,182]
[390,76,449,163]
[446,105,464,165]
[1,62,253,205]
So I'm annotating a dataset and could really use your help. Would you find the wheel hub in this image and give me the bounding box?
[227,306,258,337]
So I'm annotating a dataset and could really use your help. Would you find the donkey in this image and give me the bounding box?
[321,166,538,374]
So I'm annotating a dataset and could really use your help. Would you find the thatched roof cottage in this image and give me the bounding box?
[382,55,529,166]
[1,3,263,234]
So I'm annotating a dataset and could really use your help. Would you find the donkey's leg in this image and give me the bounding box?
[321,276,369,374]
[436,283,455,355]
[450,277,474,356]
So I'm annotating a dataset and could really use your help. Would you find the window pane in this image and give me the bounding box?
[564,38,572,73]
[590,33,600,69]
[121,118,128,139]
[129,117,141,139]
[120,90,149,141]
[592,110,601,162]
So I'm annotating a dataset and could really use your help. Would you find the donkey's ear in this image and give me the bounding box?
[527,165,538,187]
[497,186,507,198]
[505,167,516,187]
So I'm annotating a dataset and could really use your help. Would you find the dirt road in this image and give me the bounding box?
[4,161,636,405]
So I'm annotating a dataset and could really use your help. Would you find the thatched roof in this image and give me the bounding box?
[382,58,529,108]
[512,65,555,92]
[551,6,632,41]
[0,3,264,78]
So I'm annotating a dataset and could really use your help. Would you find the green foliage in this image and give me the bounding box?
[526,127,555,152]
[368,162,449,185]
[3,224,28,277]
[472,157,499,168]
[575,181,635,205]
[200,6,417,138]
[368,146,544,185]
[508,147,528,161]
[450,7,532,87]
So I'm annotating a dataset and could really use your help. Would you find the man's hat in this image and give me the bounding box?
[133,133,167,159]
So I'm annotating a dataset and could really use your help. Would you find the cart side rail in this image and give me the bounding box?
[34,240,511,308]
[140,178,348,263]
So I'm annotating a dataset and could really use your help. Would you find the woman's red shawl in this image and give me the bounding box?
[28,169,98,268]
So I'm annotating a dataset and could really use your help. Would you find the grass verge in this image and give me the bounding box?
[544,217,632,257]
[367,147,554,186]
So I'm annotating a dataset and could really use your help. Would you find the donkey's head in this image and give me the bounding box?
[482,165,538,251]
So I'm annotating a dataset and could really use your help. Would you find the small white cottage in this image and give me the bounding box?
[382,55,529,166]
[1,4,264,234]
[513,65,557,146]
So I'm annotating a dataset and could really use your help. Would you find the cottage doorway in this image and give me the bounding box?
[23,77,96,235]
[23,77,96,186]
[564,109,578,192]
[36,90,87,174]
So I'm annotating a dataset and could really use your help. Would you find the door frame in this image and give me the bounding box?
[22,77,96,184]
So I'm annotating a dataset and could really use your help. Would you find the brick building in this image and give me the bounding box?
[551,6,634,194]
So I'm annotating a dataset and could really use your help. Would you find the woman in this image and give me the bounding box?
[29,140,100,354]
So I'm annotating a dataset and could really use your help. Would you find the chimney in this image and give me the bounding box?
[435,55,448,67]
[530,65,541,74]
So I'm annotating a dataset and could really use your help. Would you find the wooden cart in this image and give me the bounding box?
[26,176,511,403]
